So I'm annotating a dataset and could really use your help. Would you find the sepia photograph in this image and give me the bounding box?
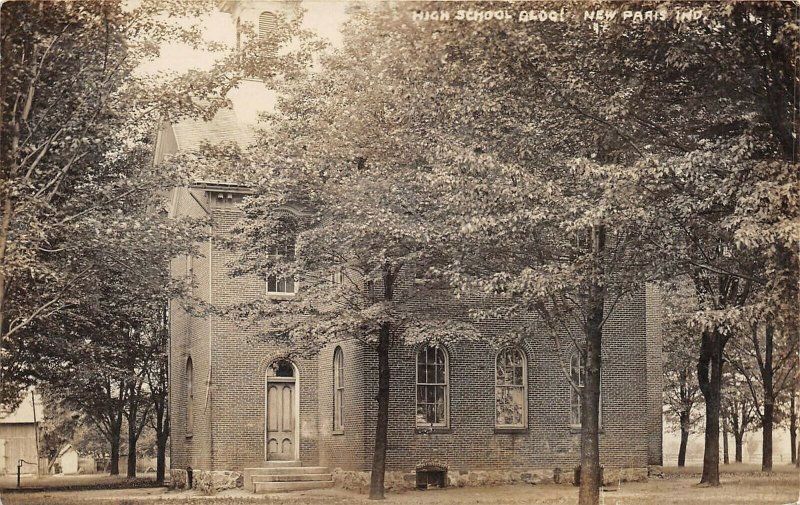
[0,1,798,504]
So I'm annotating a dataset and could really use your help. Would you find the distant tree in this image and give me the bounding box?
[663,282,703,467]
[38,393,81,473]
[145,306,170,485]
[728,317,798,471]
[721,372,759,463]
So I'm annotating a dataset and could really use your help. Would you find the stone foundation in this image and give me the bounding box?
[195,470,244,494]
[332,467,648,493]
[169,469,188,490]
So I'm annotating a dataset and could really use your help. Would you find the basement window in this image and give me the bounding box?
[416,469,446,490]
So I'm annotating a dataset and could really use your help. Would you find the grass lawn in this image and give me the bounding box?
[1,465,797,505]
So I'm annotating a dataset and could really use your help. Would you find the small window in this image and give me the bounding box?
[495,347,527,428]
[570,350,601,427]
[259,11,277,40]
[186,357,194,436]
[333,347,344,433]
[330,268,344,285]
[416,345,448,427]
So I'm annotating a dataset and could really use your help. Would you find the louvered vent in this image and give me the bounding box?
[259,11,277,40]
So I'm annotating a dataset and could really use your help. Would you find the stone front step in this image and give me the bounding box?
[249,466,330,475]
[253,479,334,493]
[244,462,333,492]
[253,473,332,483]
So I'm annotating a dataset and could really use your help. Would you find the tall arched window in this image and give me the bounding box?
[495,347,527,429]
[415,345,448,427]
[258,11,277,40]
[333,347,344,433]
[570,350,601,427]
[186,357,194,436]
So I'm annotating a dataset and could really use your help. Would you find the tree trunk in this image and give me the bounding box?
[369,322,390,500]
[369,268,395,500]
[761,321,774,472]
[109,428,121,475]
[578,224,604,505]
[156,432,168,485]
[762,402,773,471]
[127,417,137,478]
[790,390,797,465]
[734,434,743,463]
[126,384,139,479]
[698,329,724,485]
[155,401,169,485]
[722,422,729,465]
[678,412,689,467]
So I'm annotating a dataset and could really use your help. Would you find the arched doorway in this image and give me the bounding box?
[265,359,299,461]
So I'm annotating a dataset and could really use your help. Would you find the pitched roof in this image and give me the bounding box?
[171,108,256,151]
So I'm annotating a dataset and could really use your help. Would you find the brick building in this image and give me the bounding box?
[164,181,663,491]
[160,0,663,493]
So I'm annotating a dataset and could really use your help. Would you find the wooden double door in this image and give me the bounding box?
[266,376,296,460]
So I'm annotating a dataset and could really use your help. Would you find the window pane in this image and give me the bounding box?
[426,365,436,384]
[496,386,524,426]
[285,278,295,292]
[435,396,445,423]
[435,363,445,384]
[268,276,277,292]
[426,385,436,404]
[435,348,444,365]
[417,363,426,383]
[417,385,426,404]
[416,406,427,425]
[426,404,436,424]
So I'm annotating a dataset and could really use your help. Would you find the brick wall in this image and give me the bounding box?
[169,187,213,472]
[645,283,664,465]
[170,185,663,474]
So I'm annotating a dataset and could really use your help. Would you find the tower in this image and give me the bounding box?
[218,0,300,125]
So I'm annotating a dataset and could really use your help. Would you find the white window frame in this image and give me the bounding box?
[495,347,528,430]
[415,345,449,428]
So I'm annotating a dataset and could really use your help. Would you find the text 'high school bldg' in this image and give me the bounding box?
[159,0,663,494]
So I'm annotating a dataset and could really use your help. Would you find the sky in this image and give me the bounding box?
[135,1,350,124]
[138,0,349,75]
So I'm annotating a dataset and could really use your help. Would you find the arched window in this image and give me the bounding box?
[258,11,277,40]
[570,350,601,427]
[495,347,527,428]
[186,357,194,436]
[333,347,344,433]
[416,345,448,427]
